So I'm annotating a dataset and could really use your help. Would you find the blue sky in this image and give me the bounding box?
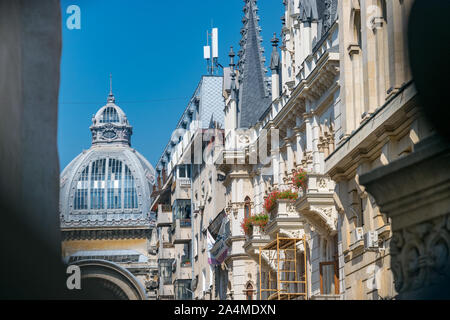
[58,0,284,169]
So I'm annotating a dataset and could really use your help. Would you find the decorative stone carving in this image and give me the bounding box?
[390,214,450,294]
[318,178,327,189]
[360,135,450,299]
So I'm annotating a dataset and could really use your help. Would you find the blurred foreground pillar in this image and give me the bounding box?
[360,135,450,299]
[0,0,67,298]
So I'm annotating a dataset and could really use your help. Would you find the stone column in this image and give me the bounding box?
[279,150,286,188]
[312,114,321,173]
[285,138,294,174]
[295,128,304,169]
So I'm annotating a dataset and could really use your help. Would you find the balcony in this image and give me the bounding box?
[265,199,305,246]
[157,204,172,227]
[178,178,191,188]
[180,256,191,268]
[243,225,270,262]
[158,247,175,260]
[172,219,192,244]
[173,259,192,281]
[295,174,338,236]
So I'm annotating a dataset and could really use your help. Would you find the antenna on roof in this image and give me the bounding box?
[203,26,222,75]
[203,29,211,74]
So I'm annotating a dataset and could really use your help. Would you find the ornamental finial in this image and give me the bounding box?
[107,73,115,103]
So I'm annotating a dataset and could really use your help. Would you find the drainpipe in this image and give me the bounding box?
[190,162,195,300]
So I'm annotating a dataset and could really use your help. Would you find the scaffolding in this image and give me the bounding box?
[259,234,308,300]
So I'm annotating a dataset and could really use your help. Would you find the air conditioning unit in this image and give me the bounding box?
[364,231,379,251]
[351,227,364,244]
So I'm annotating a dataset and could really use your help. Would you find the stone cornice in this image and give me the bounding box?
[325,82,418,180]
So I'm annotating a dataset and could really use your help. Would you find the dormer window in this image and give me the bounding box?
[100,106,120,123]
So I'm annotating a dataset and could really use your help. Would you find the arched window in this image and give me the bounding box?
[245,282,254,300]
[244,196,251,219]
[73,158,139,211]
[100,107,120,123]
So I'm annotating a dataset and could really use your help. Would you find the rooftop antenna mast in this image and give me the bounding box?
[203,26,222,75]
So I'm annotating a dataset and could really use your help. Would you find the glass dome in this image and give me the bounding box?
[60,94,155,229]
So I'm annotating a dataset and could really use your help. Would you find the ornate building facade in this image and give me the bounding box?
[59,90,158,300]
[218,0,341,300]
[153,0,437,300]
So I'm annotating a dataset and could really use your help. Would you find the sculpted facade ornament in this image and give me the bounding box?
[279,228,303,240]
[226,201,246,219]
[318,178,327,189]
[307,206,338,235]
[390,213,450,295]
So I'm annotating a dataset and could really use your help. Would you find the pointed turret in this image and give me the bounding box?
[270,33,281,101]
[229,46,238,101]
[237,0,271,128]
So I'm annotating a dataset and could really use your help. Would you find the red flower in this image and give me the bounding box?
[292,169,308,190]
[241,214,269,235]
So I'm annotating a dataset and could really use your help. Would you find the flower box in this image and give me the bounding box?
[241,214,269,236]
[264,190,298,213]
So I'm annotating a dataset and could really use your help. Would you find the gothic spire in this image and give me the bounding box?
[270,33,280,72]
[237,0,271,128]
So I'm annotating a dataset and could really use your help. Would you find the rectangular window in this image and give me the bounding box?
[179,165,186,178]
[107,159,122,209]
[90,159,106,209]
[159,259,173,285]
[320,262,339,295]
[173,199,191,227]
[178,165,191,178]
[175,280,192,300]
[194,235,198,258]
[124,166,138,209]
[181,242,191,267]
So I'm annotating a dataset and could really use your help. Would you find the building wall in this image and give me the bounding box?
[326,0,430,300]
[191,158,227,299]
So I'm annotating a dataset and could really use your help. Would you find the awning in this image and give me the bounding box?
[208,210,226,239]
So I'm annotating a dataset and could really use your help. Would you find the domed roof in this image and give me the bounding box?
[60,92,156,230]
[90,94,133,146]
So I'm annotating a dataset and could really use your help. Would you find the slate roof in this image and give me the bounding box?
[200,76,225,129]
[237,0,272,128]
[299,0,339,39]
